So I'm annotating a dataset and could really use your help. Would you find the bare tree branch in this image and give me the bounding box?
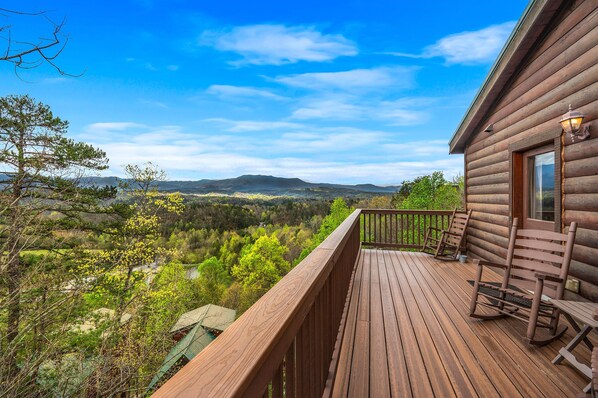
[0,8,80,76]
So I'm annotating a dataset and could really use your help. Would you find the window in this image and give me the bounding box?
[521,145,557,230]
[528,151,555,222]
[509,132,561,233]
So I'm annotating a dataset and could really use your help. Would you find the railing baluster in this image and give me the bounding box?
[368,213,372,244]
[272,363,283,398]
[384,214,388,243]
[296,326,305,397]
[285,342,295,398]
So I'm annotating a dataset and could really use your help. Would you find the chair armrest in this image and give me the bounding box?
[534,273,563,284]
[474,259,507,270]
[593,308,598,322]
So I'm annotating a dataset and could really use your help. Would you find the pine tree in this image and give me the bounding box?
[0,95,112,392]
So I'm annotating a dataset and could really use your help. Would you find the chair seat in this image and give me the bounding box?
[469,281,553,311]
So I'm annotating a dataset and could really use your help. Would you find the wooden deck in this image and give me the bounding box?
[330,249,596,398]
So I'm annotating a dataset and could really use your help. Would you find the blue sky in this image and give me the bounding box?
[1,0,528,184]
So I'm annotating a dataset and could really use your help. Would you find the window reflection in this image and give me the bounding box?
[528,151,554,221]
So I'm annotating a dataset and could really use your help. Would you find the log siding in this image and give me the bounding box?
[455,0,598,300]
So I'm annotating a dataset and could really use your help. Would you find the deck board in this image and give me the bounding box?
[329,249,597,398]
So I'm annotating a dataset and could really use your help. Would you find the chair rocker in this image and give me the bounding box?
[422,209,472,260]
[469,218,577,346]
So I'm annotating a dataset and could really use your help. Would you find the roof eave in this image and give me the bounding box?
[448,0,566,154]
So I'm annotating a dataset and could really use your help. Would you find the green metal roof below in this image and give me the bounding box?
[148,322,215,391]
[169,304,236,334]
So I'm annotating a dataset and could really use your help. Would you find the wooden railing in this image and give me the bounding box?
[153,209,454,397]
[153,209,361,398]
[361,209,454,249]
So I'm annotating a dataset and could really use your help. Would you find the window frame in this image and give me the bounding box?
[509,129,562,232]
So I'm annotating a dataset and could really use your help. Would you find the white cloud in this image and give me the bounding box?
[291,98,365,120]
[290,96,432,125]
[85,122,147,134]
[199,24,357,65]
[388,21,516,65]
[274,128,390,153]
[275,66,415,91]
[204,118,304,132]
[424,22,515,64]
[383,140,449,156]
[206,85,287,101]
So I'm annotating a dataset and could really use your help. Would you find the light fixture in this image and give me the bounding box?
[560,104,590,142]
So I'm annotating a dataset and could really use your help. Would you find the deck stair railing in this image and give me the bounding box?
[153,208,454,398]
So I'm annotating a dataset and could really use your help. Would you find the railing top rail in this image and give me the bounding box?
[359,209,455,215]
[153,209,362,398]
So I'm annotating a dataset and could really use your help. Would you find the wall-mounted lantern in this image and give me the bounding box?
[560,104,590,142]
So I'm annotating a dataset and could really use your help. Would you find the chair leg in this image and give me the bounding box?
[526,279,544,342]
[469,263,483,316]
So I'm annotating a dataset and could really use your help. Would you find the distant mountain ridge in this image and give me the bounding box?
[82,174,399,197]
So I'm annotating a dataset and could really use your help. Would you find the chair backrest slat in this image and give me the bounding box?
[511,258,562,277]
[512,248,565,266]
[514,238,566,253]
[503,218,577,300]
[509,268,559,293]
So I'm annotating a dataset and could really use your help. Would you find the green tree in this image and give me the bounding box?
[96,163,184,314]
[81,163,185,395]
[219,232,249,274]
[396,171,463,210]
[0,95,111,390]
[297,198,352,262]
[196,256,230,305]
[232,234,289,312]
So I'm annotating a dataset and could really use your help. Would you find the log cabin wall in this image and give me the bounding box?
[463,0,598,300]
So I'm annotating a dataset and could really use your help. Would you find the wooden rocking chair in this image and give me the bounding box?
[422,209,472,260]
[469,218,577,345]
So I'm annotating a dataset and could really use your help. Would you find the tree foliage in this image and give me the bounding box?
[395,171,463,210]
[297,197,353,262]
[0,95,111,393]
[232,234,290,312]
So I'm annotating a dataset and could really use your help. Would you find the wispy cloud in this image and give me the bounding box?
[387,21,516,65]
[140,99,169,109]
[126,58,180,72]
[291,98,364,120]
[424,22,515,64]
[199,24,357,66]
[85,122,147,134]
[273,128,391,153]
[290,95,432,125]
[206,85,287,101]
[383,140,448,156]
[274,66,416,92]
[204,118,304,132]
